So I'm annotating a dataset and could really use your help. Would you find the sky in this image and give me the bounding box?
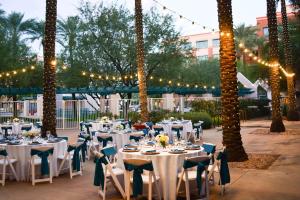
[0,0,270,54]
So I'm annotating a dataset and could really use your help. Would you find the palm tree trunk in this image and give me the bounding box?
[42,0,57,137]
[134,0,149,122]
[267,0,285,132]
[281,0,299,120]
[217,0,248,161]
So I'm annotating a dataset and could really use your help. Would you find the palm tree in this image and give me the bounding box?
[42,0,57,137]
[216,0,248,161]
[266,0,285,132]
[280,0,299,120]
[134,0,149,122]
[26,20,45,51]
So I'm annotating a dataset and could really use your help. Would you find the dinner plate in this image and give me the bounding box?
[141,151,160,155]
[168,150,187,154]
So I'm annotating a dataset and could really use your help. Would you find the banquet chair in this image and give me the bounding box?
[193,121,203,141]
[21,125,32,132]
[172,125,183,140]
[176,155,212,200]
[208,147,230,195]
[123,159,161,200]
[1,126,13,137]
[97,134,113,148]
[153,125,164,137]
[202,143,216,183]
[28,147,54,186]
[92,146,125,200]
[57,142,84,179]
[129,132,144,143]
[0,149,18,186]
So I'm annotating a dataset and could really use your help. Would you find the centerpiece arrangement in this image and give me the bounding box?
[169,117,176,121]
[22,130,39,140]
[100,116,110,123]
[155,134,169,148]
[115,124,124,131]
[13,118,19,123]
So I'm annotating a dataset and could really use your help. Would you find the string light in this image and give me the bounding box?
[152,0,218,32]
[238,43,295,77]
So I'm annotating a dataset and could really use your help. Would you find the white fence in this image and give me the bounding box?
[0,97,221,129]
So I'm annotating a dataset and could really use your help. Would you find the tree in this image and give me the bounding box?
[42,0,57,137]
[217,0,248,161]
[280,0,299,120]
[134,0,148,122]
[267,0,285,132]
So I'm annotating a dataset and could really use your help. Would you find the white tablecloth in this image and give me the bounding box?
[90,121,122,132]
[156,120,193,140]
[118,147,203,200]
[0,140,67,181]
[0,123,34,134]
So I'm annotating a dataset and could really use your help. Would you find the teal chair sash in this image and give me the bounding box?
[172,126,183,140]
[79,122,84,131]
[84,123,92,135]
[129,135,142,142]
[1,126,12,136]
[202,143,216,163]
[217,150,230,185]
[0,149,8,156]
[154,127,164,137]
[78,134,91,162]
[193,124,201,139]
[31,148,54,176]
[67,145,81,171]
[124,162,154,197]
[94,155,108,189]
[183,158,210,195]
[21,126,32,131]
[97,136,113,147]
[94,146,117,188]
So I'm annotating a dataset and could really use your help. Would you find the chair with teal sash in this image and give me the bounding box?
[208,147,230,195]
[176,155,211,200]
[29,147,54,186]
[84,123,92,135]
[153,125,164,137]
[172,125,183,140]
[193,121,203,141]
[123,159,161,200]
[21,125,32,132]
[57,142,84,179]
[0,149,18,186]
[97,134,113,148]
[1,126,12,137]
[92,146,125,200]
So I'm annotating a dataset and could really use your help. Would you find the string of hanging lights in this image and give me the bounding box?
[152,0,218,33]
[0,65,36,78]
[80,70,215,89]
[238,43,295,78]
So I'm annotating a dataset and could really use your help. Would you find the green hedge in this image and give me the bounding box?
[182,112,212,129]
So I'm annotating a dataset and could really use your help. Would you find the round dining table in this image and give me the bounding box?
[0,123,34,135]
[0,139,67,181]
[117,146,204,200]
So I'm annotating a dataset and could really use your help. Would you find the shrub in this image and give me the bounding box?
[191,100,221,116]
[149,110,169,124]
[239,99,270,119]
[182,112,212,129]
[128,112,140,123]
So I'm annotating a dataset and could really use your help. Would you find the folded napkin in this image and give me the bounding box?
[8,140,21,145]
[144,149,156,153]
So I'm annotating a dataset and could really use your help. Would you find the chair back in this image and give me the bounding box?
[216,147,230,185]
[123,159,154,197]
[67,142,83,171]
[101,146,117,157]
[31,147,54,176]
[202,143,216,154]
[0,149,8,157]
[21,125,32,131]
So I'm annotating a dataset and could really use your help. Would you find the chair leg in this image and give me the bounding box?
[69,156,73,179]
[124,171,131,200]
[31,158,35,186]
[205,171,209,200]
[58,153,68,176]
[2,158,6,186]
[108,165,126,199]
[148,172,152,200]
[176,170,184,195]
[49,157,53,184]
[184,172,190,200]
[153,172,161,200]
[102,169,107,200]
[7,158,18,181]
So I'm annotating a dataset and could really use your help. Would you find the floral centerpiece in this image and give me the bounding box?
[155,134,169,148]
[100,116,109,123]
[13,118,20,123]
[116,124,124,131]
[22,130,39,139]
[169,117,176,121]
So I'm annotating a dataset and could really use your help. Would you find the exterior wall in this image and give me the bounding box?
[181,31,220,60]
[256,5,297,38]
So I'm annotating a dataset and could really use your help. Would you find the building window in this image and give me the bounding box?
[212,39,220,47]
[197,55,208,61]
[263,27,269,36]
[182,42,192,50]
[196,40,208,49]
